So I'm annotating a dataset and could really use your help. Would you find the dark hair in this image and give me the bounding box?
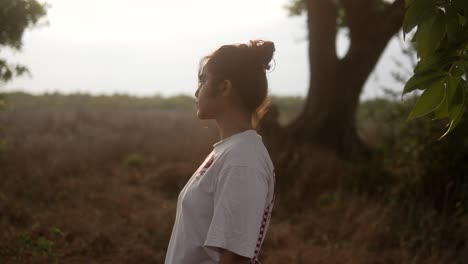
[198,40,275,129]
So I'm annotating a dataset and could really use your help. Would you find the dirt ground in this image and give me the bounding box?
[0,105,466,263]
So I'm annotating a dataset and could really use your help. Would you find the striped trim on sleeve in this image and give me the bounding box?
[249,193,275,264]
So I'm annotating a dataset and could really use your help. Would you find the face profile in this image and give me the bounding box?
[195,65,219,120]
[195,64,234,121]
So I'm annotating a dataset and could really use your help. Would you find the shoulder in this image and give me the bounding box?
[218,136,274,178]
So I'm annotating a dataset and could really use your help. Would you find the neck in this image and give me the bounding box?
[215,109,253,140]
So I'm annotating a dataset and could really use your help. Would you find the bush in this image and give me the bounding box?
[358,96,468,215]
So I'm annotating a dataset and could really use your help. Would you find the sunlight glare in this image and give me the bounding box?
[43,0,287,42]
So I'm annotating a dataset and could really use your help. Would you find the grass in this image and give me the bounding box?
[0,92,466,263]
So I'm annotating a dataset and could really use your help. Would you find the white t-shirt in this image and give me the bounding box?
[164,129,276,264]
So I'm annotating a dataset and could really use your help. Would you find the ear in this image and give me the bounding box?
[219,80,233,97]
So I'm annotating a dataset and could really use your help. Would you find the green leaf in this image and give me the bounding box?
[439,108,463,139]
[446,5,463,42]
[439,80,466,139]
[434,76,460,119]
[407,78,446,120]
[403,0,434,34]
[403,5,418,34]
[433,91,449,119]
[447,76,462,106]
[403,71,447,95]
[414,12,447,60]
[414,53,459,74]
[451,61,465,77]
[464,61,468,79]
[458,13,466,26]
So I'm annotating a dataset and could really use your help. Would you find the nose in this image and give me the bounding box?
[195,87,199,98]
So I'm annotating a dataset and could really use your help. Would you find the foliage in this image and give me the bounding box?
[286,0,395,30]
[402,0,468,138]
[0,0,47,153]
[358,96,468,215]
[269,95,305,125]
[2,91,198,111]
[286,0,306,16]
[1,92,306,124]
[0,0,47,83]
[1,227,62,262]
[287,0,467,140]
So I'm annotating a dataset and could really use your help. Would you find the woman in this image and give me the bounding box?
[165,40,276,264]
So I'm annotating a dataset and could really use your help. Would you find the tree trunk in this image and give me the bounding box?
[284,0,405,160]
[265,0,405,207]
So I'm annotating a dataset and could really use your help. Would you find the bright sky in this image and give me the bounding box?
[2,0,412,100]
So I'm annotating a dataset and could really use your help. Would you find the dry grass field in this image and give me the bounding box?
[0,93,466,263]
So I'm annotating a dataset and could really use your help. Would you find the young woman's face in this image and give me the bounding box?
[194,65,224,120]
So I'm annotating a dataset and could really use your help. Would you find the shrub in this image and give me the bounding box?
[358,96,468,215]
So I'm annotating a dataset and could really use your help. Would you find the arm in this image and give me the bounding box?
[219,248,250,264]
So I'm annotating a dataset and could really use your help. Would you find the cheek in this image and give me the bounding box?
[198,96,221,118]
[199,98,214,112]
[199,86,214,104]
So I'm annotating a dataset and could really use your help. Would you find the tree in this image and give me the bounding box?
[277,0,405,159]
[267,0,468,206]
[261,0,406,205]
[0,0,46,152]
[0,0,47,83]
[402,0,468,139]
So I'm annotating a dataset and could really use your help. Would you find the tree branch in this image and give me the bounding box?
[342,0,405,76]
[341,0,377,40]
[341,0,405,47]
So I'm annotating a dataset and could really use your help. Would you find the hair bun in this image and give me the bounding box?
[249,40,275,71]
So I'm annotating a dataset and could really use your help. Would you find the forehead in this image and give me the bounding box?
[199,63,213,78]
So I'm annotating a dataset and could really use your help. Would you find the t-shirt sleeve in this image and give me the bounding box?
[203,165,268,258]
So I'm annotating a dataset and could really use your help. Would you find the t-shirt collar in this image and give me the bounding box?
[212,129,257,149]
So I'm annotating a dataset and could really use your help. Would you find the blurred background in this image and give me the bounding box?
[2,0,412,99]
[0,0,467,263]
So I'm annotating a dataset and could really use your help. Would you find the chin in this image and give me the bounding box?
[196,110,213,120]
[196,110,207,119]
